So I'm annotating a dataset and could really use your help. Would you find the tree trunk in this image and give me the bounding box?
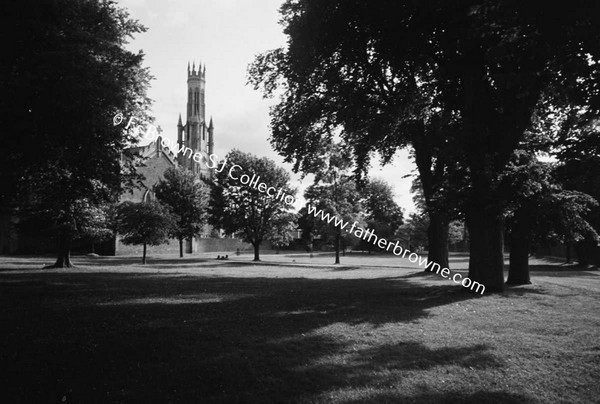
[466,210,505,293]
[142,243,147,264]
[425,213,449,272]
[507,231,531,285]
[565,242,571,264]
[334,230,340,264]
[252,241,260,261]
[179,237,183,258]
[44,233,74,268]
[91,242,95,254]
[575,240,590,267]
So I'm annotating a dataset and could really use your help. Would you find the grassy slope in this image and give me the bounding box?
[0,253,598,403]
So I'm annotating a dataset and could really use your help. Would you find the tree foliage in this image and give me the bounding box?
[266,213,298,251]
[0,0,153,267]
[549,105,600,266]
[78,201,114,254]
[208,150,296,261]
[298,143,364,262]
[358,178,403,252]
[503,152,598,283]
[396,212,429,249]
[303,175,364,262]
[114,200,175,264]
[250,0,600,292]
[154,167,209,258]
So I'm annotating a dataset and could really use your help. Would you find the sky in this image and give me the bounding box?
[118,0,417,214]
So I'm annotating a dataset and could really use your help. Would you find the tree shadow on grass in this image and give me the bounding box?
[0,272,500,403]
[527,263,599,277]
[329,341,504,373]
[329,266,364,271]
[80,256,217,267]
[341,390,537,404]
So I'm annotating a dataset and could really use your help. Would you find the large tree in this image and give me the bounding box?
[114,200,175,264]
[552,106,600,266]
[154,167,209,258]
[0,0,153,267]
[250,3,462,272]
[208,150,297,261]
[303,175,363,264]
[298,143,364,263]
[503,154,597,284]
[250,0,600,292]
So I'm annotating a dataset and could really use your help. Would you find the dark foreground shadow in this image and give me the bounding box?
[0,272,505,403]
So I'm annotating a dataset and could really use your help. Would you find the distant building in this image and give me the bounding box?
[115,62,251,255]
[177,62,214,180]
[120,141,178,204]
[120,62,215,204]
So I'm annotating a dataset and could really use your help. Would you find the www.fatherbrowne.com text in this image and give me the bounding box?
[306,205,485,294]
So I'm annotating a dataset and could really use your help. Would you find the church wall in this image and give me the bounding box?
[120,149,176,203]
[192,237,256,253]
[114,236,258,255]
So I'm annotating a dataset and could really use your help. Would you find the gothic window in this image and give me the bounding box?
[143,189,153,203]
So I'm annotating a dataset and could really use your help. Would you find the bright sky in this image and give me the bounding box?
[118,0,417,214]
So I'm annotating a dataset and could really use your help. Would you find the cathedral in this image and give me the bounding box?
[119,62,216,205]
[177,62,215,181]
[114,62,231,254]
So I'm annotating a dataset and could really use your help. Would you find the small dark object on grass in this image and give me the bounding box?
[225,255,228,259]
[216,255,221,260]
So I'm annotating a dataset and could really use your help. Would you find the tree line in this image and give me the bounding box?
[249,0,600,292]
[2,0,598,293]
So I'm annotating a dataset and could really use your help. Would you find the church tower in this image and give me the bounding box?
[177,61,214,180]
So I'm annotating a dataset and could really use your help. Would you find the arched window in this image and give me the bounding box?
[143,189,154,203]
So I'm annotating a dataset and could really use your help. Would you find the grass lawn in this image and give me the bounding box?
[0,252,598,403]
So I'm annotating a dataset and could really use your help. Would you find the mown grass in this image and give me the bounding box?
[0,254,598,403]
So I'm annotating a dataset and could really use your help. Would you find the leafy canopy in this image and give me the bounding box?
[114,201,175,247]
[154,167,209,241]
[208,150,296,246]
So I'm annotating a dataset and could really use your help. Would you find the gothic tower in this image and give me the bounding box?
[177,61,214,180]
